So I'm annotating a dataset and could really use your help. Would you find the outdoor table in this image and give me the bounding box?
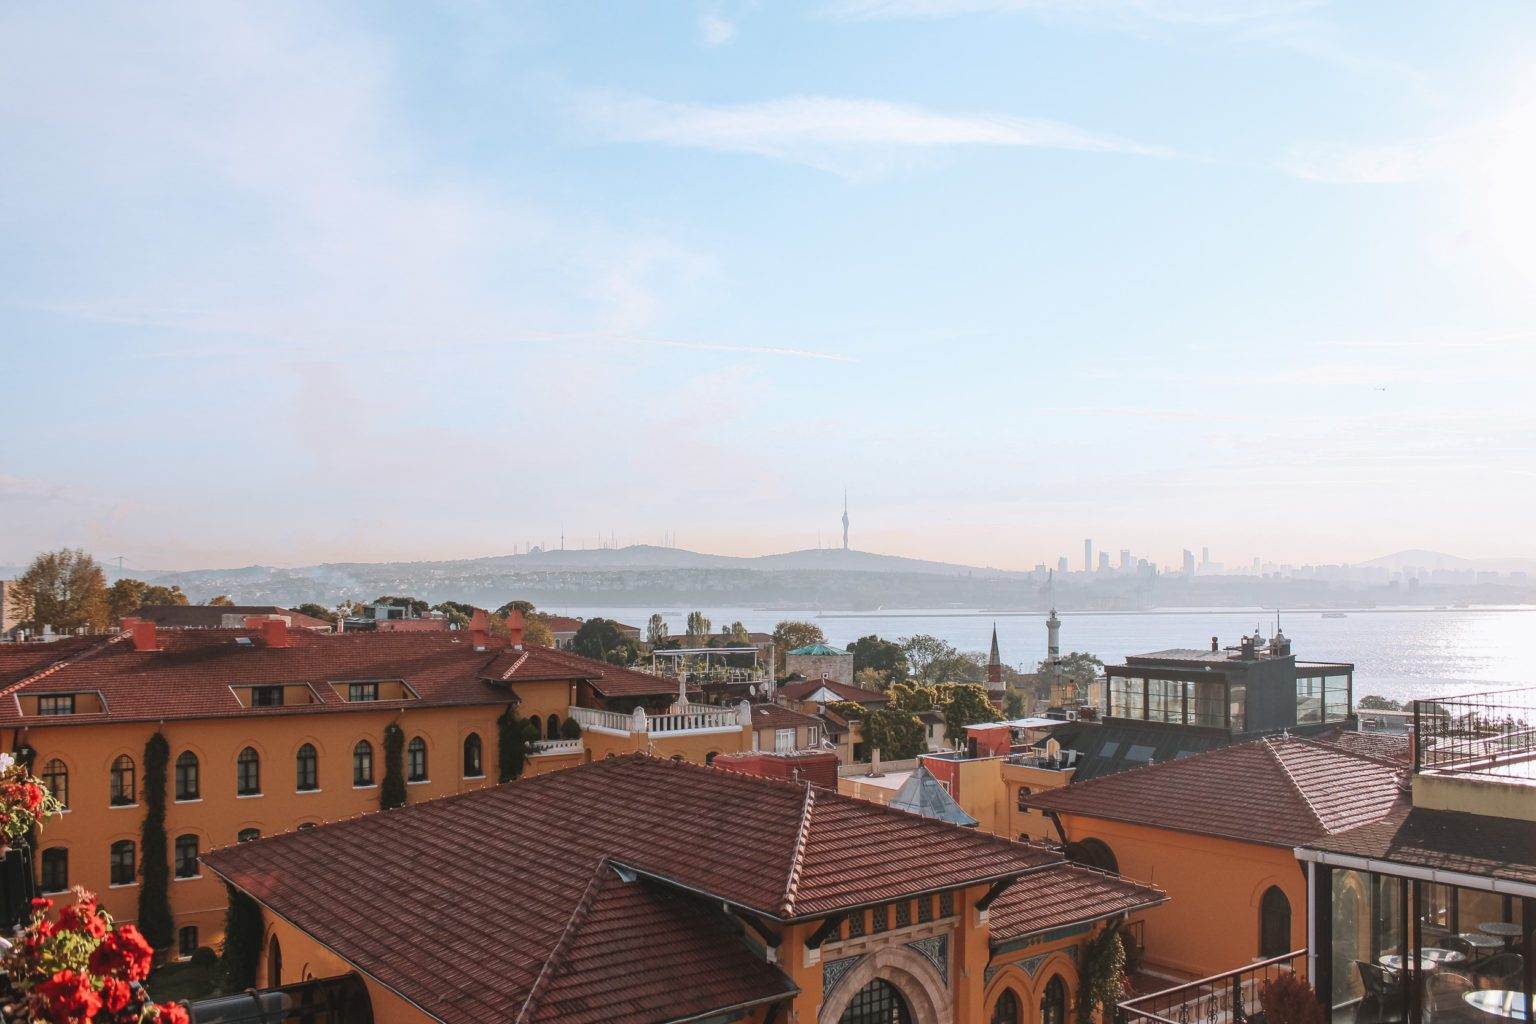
[1465,991,1529,1021]
[1381,948,1466,971]
[1480,922,1524,944]
[1462,933,1506,952]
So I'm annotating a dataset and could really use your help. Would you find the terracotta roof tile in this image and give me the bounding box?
[1027,736,1405,848]
[989,864,1166,943]
[778,678,888,704]
[751,704,823,731]
[1304,802,1536,886]
[203,755,1056,1024]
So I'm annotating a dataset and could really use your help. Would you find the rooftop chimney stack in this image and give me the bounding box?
[469,609,491,649]
[125,618,158,652]
[1211,636,1219,652]
[259,617,292,649]
[506,609,526,649]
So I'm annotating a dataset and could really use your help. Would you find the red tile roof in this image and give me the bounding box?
[1027,736,1406,848]
[0,628,681,726]
[203,755,1058,1024]
[750,703,823,732]
[778,678,888,705]
[1302,802,1536,886]
[989,864,1166,943]
[133,604,334,630]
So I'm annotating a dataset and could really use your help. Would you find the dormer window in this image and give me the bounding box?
[347,682,379,703]
[250,686,284,707]
[37,695,76,716]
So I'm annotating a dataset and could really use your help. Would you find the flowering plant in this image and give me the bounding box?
[0,890,187,1024]
[0,752,64,850]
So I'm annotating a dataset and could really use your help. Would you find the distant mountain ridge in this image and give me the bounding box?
[1357,549,1536,574]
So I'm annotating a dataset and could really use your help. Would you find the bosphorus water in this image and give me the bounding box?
[548,605,1536,706]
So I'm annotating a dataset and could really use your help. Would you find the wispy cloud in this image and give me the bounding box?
[698,0,757,45]
[821,0,1325,28]
[577,93,1172,178]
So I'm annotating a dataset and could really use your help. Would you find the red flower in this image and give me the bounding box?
[29,895,54,914]
[32,969,103,1022]
[88,924,154,982]
[16,781,45,811]
[100,976,132,1013]
[58,898,108,939]
[155,1003,191,1024]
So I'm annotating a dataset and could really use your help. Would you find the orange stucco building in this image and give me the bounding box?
[203,755,1166,1024]
[1027,735,1406,980]
[0,614,751,957]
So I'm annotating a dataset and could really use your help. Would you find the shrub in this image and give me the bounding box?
[1258,972,1322,1024]
[218,883,264,992]
[381,723,406,810]
[559,717,583,740]
[497,705,532,782]
[191,946,218,969]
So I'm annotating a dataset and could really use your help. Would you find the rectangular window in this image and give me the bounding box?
[917,895,933,923]
[847,910,866,938]
[174,836,199,878]
[40,849,68,893]
[348,682,380,703]
[894,900,912,928]
[775,728,796,753]
[939,891,955,918]
[250,686,284,707]
[110,842,136,886]
[872,904,889,932]
[178,926,199,959]
[36,695,75,716]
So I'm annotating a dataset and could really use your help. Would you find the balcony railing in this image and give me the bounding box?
[1415,686,1536,777]
[567,704,748,736]
[530,738,582,756]
[1118,950,1305,1024]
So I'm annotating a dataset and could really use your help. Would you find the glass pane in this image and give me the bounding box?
[1330,869,1406,1023]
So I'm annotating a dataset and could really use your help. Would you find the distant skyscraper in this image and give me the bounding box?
[1057,556,1069,575]
[842,490,849,551]
[1182,549,1196,576]
[1201,546,1210,568]
[1119,549,1131,570]
[1098,551,1110,572]
[1083,539,1092,573]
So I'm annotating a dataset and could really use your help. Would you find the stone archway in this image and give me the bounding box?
[820,945,953,1024]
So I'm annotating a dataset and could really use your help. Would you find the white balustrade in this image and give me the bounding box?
[566,703,750,736]
[531,738,583,756]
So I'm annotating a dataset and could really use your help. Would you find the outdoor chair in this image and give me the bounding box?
[1474,953,1524,990]
[1355,961,1406,1024]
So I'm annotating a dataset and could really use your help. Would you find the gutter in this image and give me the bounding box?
[1294,846,1536,899]
[660,989,800,1024]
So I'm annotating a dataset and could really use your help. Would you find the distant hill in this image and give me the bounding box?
[1357,549,1536,574]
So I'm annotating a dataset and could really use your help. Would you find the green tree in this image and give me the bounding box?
[497,705,534,782]
[105,578,190,622]
[847,634,908,682]
[496,599,537,618]
[294,602,339,624]
[206,595,234,607]
[1357,694,1402,711]
[685,611,712,640]
[772,620,825,672]
[522,613,556,647]
[372,595,429,616]
[901,634,956,681]
[219,883,265,990]
[570,618,640,665]
[138,732,174,953]
[1002,689,1027,718]
[861,707,927,761]
[7,548,109,632]
[432,601,477,629]
[725,621,751,645]
[854,667,890,690]
[646,613,669,646]
[1038,652,1103,704]
[381,723,407,810]
[941,683,996,745]
[887,681,939,714]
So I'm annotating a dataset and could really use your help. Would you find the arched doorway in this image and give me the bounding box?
[1040,975,1067,1024]
[990,988,1021,1024]
[840,979,913,1024]
[267,935,283,988]
[1259,885,1292,958]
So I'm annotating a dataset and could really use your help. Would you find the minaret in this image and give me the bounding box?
[987,624,1003,687]
[1046,608,1061,663]
[841,490,849,551]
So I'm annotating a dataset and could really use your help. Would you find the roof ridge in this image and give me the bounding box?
[779,784,816,917]
[1260,736,1329,835]
[514,857,611,1024]
[1298,734,1412,773]
[0,631,126,699]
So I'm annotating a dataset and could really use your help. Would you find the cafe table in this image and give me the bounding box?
[1465,991,1529,1021]
[1462,933,1507,952]
[1381,948,1467,971]
[1480,922,1525,944]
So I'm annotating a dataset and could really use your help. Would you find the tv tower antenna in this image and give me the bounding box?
[841,489,849,551]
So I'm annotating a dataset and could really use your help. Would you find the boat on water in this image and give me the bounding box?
[1321,611,1347,619]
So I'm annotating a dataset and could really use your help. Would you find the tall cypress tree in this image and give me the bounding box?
[496,705,532,783]
[381,723,406,810]
[138,732,174,952]
[219,882,265,991]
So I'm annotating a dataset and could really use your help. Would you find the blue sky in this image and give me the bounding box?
[3,1,1535,572]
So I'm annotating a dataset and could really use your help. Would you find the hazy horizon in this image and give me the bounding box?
[5,3,1536,571]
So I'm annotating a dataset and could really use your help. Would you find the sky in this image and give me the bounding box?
[3,1,1536,573]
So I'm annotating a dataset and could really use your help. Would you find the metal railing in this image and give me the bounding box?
[1414,686,1536,776]
[1118,950,1306,1024]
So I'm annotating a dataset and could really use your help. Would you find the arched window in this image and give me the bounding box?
[407,737,427,782]
[1260,885,1292,958]
[705,751,719,765]
[991,989,1021,1024]
[463,733,483,778]
[1016,786,1033,811]
[839,979,913,1024]
[1066,838,1118,874]
[237,828,261,843]
[174,834,199,878]
[41,759,68,808]
[175,751,200,801]
[546,713,559,739]
[267,935,283,988]
[296,744,318,792]
[110,754,136,806]
[526,717,542,741]
[353,740,374,786]
[178,926,199,959]
[1040,976,1067,1024]
[110,840,136,886]
[236,747,261,796]
[40,847,68,892]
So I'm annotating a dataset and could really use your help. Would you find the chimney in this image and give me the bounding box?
[259,617,292,649]
[469,609,490,650]
[870,747,882,778]
[1211,636,1219,652]
[506,608,526,648]
[125,618,158,652]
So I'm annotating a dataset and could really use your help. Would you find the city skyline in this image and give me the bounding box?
[4,3,1536,570]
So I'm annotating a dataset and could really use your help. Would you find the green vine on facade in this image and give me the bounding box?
[381,723,406,810]
[219,882,266,991]
[1078,920,1127,1024]
[137,731,174,952]
[497,704,533,783]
